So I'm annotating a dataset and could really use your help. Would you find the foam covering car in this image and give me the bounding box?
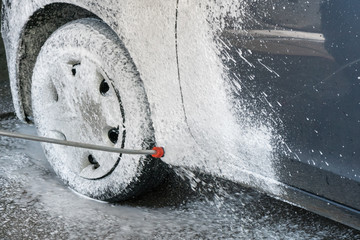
[2,0,359,230]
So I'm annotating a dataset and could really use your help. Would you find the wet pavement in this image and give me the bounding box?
[0,26,359,240]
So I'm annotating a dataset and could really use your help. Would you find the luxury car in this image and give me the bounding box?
[2,0,359,230]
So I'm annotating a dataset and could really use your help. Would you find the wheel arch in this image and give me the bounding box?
[16,3,100,122]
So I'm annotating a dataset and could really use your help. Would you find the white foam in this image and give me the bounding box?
[5,0,284,197]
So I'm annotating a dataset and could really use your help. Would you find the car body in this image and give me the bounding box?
[2,0,360,229]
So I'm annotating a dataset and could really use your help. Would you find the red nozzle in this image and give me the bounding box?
[152,147,165,158]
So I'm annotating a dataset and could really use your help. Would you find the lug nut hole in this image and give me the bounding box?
[108,127,119,144]
[100,79,110,95]
[88,154,100,169]
[71,63,80,76]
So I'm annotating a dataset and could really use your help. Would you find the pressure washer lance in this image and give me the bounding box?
[0,129,165,158]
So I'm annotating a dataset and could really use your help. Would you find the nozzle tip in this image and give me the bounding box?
[152,147,165,158]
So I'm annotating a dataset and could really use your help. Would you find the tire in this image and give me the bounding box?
[31,18,165,201]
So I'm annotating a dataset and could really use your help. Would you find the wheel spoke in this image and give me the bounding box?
[38,102,77,138]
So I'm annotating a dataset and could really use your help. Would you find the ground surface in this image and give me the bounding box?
[0,25,360,240]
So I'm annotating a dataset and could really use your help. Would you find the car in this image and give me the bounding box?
[2,0,359,230]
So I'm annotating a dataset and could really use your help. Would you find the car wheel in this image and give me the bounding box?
[31,18,165,201]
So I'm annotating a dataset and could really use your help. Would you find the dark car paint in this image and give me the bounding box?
[218,0,360,227]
